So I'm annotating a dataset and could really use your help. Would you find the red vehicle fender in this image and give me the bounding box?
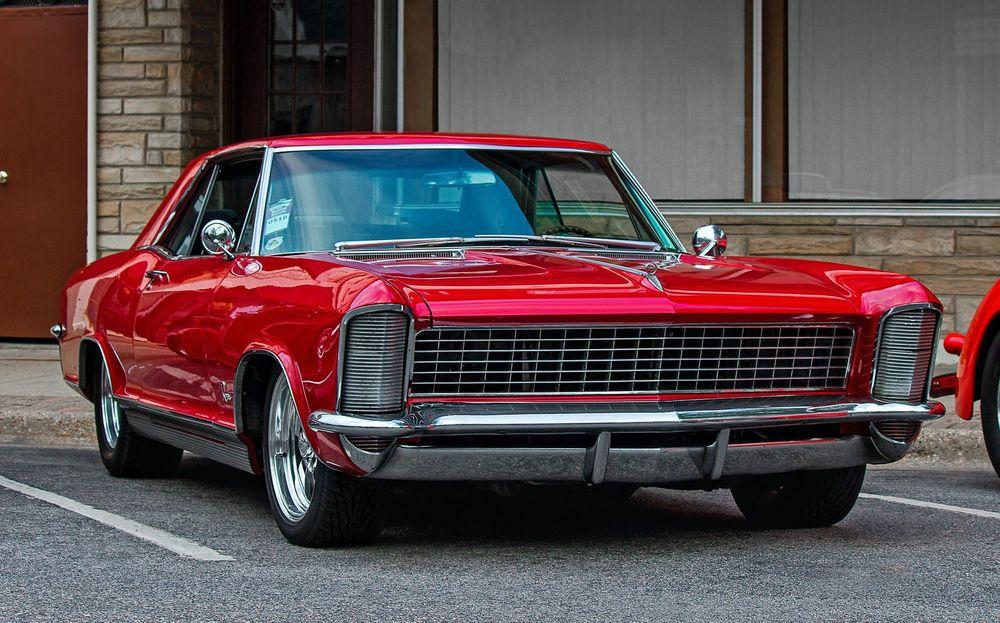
[234,341,363,476]
[954,279,1000,420]
[78,333,128,398]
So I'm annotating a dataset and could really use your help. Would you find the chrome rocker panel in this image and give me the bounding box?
[308,397,942,483]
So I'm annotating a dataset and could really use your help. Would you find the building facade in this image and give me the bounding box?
[1,0,998,345]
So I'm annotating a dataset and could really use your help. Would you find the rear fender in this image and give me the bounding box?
[78,334,127,401]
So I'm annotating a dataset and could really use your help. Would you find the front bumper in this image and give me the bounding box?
[308,397,944,483]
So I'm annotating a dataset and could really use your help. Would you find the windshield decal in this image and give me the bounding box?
[264,198,292,236]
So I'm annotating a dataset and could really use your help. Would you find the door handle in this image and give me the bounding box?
[145,269,170,287]
[0,170,8,185]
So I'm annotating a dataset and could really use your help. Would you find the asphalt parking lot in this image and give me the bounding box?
[0,444,997,622]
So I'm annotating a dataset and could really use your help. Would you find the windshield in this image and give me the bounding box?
[258,148,673,254]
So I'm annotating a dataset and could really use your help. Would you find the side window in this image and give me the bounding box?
[159,167,216,256]
[157,155,263,257]
[199,157,263,255]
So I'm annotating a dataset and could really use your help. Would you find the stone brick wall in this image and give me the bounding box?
[91,1,996,344]
[96,0,220,255]
[666,213,1000,345]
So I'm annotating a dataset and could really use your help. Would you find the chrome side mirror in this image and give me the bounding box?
[692,224,727,257]
[200,219,236,260]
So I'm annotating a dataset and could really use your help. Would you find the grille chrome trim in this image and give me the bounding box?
[308,397,945,439]
[411,324,856,397]
[337,304,413,416]
[871,304,941,404]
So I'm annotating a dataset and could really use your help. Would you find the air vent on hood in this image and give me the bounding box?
[560,250,676,263]
[334,249,466,262]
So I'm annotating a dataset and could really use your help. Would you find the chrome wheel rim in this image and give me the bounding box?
[268,375,317,523]
[99,366,122,448]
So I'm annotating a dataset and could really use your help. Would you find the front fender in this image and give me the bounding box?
[956,279,1000,420]
[234,342,364,476]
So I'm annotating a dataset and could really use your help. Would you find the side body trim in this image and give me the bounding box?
[118,398,254,473]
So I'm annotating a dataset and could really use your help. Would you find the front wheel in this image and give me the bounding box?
[977,332,1000,479]
[262,370,387,546]
[731,466,866,529]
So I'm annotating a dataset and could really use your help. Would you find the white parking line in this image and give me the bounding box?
[0,475,234,561]
[860,492,1000,520]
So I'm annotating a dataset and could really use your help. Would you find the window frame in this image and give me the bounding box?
[250,145,685,256]
[150,147,266,260]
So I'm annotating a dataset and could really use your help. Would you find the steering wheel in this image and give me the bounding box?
[540,225,594,237]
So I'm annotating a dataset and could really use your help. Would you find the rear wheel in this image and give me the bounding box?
[731,466,866,529]
[94,358,182,478]
[977,333,1000,479]
[262,370,387,546]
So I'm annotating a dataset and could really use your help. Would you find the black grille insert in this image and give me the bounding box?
[411,324,855,396]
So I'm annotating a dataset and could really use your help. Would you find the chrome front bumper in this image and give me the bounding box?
[308,397,944,483]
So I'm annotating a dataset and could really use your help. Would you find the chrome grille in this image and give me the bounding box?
[872,307,940,403]
[339,310,410,415]
[345,435,394,452]
[873,421,921,443]
[411,325,855,396]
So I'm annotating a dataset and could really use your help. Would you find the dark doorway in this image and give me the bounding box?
[223,0,375,143]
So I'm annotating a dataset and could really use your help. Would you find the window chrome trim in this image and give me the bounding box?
[335,303,415,417]
[270,144,609,154]
[250,146,275,256]
[611,151,685,253]
[870,302,942,404]
[408,322,857,397]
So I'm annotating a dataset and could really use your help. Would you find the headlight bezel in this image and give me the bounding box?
[870,303,942,404]
[336,303,414,418]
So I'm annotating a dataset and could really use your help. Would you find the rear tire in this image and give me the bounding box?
[262,369,387,546]
[94,357,182,478]
[731,466,866,528]
[977,333,1000,479]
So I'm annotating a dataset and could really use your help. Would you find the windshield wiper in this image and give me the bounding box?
[333,237,462,251]
[333,234,662,252]
[540,235,662,251]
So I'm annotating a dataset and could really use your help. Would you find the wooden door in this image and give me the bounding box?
[0,5,87,338]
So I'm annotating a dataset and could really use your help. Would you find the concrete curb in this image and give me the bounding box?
[910,427,989,463]
[0,396,992,465]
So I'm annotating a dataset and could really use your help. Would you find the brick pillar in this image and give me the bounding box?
[96,0,221,255]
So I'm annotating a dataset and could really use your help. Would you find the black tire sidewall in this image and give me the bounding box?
[732,466,866,528]
[978,334,1000,475]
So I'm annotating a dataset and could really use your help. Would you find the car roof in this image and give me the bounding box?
[206,132,612,158]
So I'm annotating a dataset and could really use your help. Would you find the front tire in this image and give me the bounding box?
[731,466,866,529]
[94,358,182,478]
[977,333,1000,479]
[262,370,387,546]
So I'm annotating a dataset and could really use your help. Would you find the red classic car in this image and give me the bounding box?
[932,282,1000,478]
[55,133,945,546]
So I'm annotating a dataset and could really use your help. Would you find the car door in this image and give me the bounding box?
[128,153,263,421]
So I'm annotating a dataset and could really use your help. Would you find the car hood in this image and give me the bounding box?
[322,249,936,324]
